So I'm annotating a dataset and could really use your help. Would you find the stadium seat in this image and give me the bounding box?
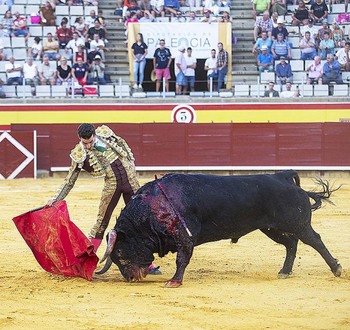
[292,72,307,83]
[146,92,161,97]
[15,0,28,4]
[290,48,301,59]
[290,60,304,71]
[250,84,265,97]
[11,5,25,15]
[3,48,13,59]
[0,5,8,15]
[332,84,348,96]
[260,71,275,84]
[234,84,249,97]
[11,37,26,48]
[51,85,67,98]
[342,71,350,83]
[43,26,57,36]
[99,85,114,97]
[84,6,98,17]
[132,91,146,98]
[298,84,313,97]
[16,85,33,98]
[55,6,69,16]
[25,5,40,16]
[219,91,233,97]
[289,36,300,48]
[114,84,130,98]
[29,26,43,37]
[204,91,219,97]
[12,48,27,60]
[69,6,84,17]
[331,4,345,13]
[0,61,6,73]
[2,37,10,48]
[190,91,205,97]
[35,85,51,98]
[313,84,329,97]
[2,85,17,98]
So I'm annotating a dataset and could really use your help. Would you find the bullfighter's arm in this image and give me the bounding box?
[114,135,135,162]
[51,160,82,202]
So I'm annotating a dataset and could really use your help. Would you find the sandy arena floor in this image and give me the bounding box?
[0,175,349,330]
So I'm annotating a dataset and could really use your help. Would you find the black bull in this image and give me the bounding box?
[98,171,342,287]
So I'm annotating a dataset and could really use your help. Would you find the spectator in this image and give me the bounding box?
[139,11,155,22]
[89,33,107,62]
[43,33,60,61]
[271,17,288,41]
[85,10,97,30]
[131,33,147,90]
[28,36,43,61]
[204,48,217,91]
[140,0,152,14]
[264,81,279,97]
[84,0,98,6]
[216,42,229,91]
[187,11,198,22]
[39,1,56,26]
[66,32,85,60]
[317,22,332,44]
[56,57,72,86]
[271,12,279,28]
[73,44,88,64]
[39,55,56,85]
[164,0,180,16]
[271,33,291,60]
[97,10,107,31]
[5,56,22,85]
[254,11,273,42]
[72,17,87,38]
[150,0,165,17]
[174,45,186,94]
[332,23,343,49]
[88,55,106,85]
[299,31,317,60]
[172,10,186,22]
[280,82,300,97]
[275,56,292,90]
[56,21,73,49]
[72,57,89,87]
[122,0,133,20]
[335,42,350,72]
[184,46,196,94]
[126,0,142,18]
[220,11,232,23]
[310,0,328,24]
[11,11,30,40]
[322,54,342,85]
[201,9,217,23]
[153,39,172,92]
[306,55,323,84]
[252,0,271,19]
[87,19,106,43]
[253,30,273,55]
[0,38,5,61]
[257,45,274,72]
[291,0,309,26]
[300,18,318,40]
[23,57,39,87]
[319,31,334,60]
[0,10,12,37]
[270,0,287,16]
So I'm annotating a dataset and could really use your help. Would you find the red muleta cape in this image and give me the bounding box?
[12,201,98,280]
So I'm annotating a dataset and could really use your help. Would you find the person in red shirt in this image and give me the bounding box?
[11,11,30,40]
[55,21,73,49]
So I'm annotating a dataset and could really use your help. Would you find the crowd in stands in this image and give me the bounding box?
[252,0,350,96]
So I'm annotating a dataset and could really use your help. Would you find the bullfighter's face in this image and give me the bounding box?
[80,135,95,150]
[111,234,154,282]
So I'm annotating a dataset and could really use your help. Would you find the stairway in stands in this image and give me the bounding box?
[98,0,257,86]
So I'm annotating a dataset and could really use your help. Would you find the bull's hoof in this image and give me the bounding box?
[165,280,182,288]
[333,264,342,277]
[277,272,292,279]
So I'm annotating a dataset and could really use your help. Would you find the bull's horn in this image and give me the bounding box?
[95,256,112,275]
[99,229,117,264]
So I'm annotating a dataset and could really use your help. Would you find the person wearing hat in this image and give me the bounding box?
[257,45,274,72]
[291,0,310,26]
[270,0,287,16]
[271,17,288,41]
[89,55,107,85]
[174,45,187,95]
[275,56,292,90]
[310,0,328,24]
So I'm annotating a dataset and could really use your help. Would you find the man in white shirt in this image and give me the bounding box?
[174,45,187,95]
[23,57,39,87]
[66,32,85,60]
[89,33,106,61]
[335,42,350,71]
[204,48,217,91]
[184,47,196,94]
[280,82,300,98]
[85,10,97,30]
[5,56,22,85]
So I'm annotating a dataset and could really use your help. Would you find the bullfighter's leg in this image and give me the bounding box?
[165,238,194,288]
[297,225,342,277]
[260,228,298,278]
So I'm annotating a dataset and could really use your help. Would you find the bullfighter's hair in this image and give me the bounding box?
[77,123,96,139]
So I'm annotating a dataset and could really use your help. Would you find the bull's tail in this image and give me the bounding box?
[306,178,341,211]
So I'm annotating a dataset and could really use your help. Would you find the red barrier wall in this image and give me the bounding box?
[11,123,350,171]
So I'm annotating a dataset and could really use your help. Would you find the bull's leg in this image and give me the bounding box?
[165,239,194,288]
[297,225,342,277]
[260,228,298,278]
